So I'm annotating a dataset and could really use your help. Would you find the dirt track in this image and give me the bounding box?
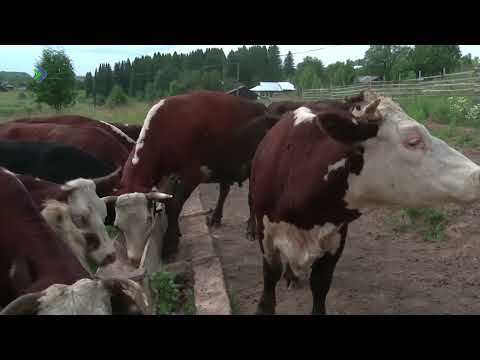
[198,148,480,315]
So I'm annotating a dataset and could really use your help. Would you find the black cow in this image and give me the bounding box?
[0,139,116,186]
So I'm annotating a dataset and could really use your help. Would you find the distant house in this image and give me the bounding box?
[17,86,27,92]
[250,81,296,97]
[0,84,7,92]
[226,85,258,100]
[0,82,14,91]
[355,75,383,84]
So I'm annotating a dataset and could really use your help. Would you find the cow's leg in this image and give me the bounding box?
[162,181,195,261]
[309,226,348,315]
[256,253,283,315]
[246,187,257,241]
[206,182,231,228]
[162,167,202,262]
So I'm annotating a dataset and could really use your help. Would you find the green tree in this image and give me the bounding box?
[30,48,76,112]
[412,45,461,76]
[267,45,283,81]
[84,72,93,97]
[106,84,128,107]
[283,51,295,79]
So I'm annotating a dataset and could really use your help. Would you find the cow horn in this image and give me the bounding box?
[92,167,122,186]
[365,98,381,114]
[0,292,43,315]
[145,192,173,202]
[101,195,118,206]
[101,278,152,315]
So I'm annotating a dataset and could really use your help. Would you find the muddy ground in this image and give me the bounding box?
[198,147,480,315]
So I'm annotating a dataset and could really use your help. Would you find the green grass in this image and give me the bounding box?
[150,270,195,315]
[395,96,454,125]
[106,225,119,239]
[0,90,151,124]
[401,207,447,242]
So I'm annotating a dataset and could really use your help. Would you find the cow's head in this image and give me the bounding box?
[0,278,151,315]
[60,179,116,267]
[40,200,95,274]
[102,192,172,267]
[337,90,480,209]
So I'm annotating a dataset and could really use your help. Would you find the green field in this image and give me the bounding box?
[0,91,151,124]
[1,91,480,145]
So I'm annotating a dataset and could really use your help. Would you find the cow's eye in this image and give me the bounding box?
[403,135,425,150]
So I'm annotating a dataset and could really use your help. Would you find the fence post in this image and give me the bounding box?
[474,66,480,104]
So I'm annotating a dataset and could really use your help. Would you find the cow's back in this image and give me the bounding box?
[0,139,115,184]
[0,122,129,168]
[120,90,267,192]
[11,115,136,149]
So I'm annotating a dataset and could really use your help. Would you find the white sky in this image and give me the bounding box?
[1,45,479,76]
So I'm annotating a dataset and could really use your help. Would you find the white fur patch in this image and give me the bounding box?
[38,279,111,315]
[323,158,347,181]
[35,178,41,181]
[132,99,165,165]
[262,216,342,281]
[99,120,136,145]
[293,107,316,126]
[61,178,95,191]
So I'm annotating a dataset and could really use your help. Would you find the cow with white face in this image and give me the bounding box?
[0,278,151,315]
[249,90,480,315]
[17,174,117,268]
[102,192,172,267]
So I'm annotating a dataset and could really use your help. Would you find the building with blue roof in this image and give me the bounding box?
[250,81,296,97]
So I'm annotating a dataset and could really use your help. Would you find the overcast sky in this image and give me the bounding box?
[1,45,480,76]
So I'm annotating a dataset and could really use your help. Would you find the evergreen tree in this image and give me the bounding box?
[283,51,295,79]
[84,72,93,97]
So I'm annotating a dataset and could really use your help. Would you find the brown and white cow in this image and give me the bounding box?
[0,167,89,308]
[0,121,129,169]
[15,173,117,269]
[116,90,279,262]
[249,90,480,315]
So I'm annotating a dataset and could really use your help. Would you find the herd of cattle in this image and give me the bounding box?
[1,88,480,315]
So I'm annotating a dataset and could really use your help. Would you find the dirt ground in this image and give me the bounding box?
[198,148,480,315]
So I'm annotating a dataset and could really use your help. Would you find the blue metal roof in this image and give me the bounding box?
[250,82,296,92]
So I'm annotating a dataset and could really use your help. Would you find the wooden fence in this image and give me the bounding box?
[301,67,480,102]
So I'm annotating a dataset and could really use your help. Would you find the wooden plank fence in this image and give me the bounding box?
[302,67,480,103]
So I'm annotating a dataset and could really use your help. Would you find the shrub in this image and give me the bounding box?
[17,92,27,100]
[150,271,180,315]
[106,85,128,108]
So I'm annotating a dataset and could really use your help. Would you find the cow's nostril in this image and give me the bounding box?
[85,233,100,252]
[101,254,116,266]
[129,257,141,268]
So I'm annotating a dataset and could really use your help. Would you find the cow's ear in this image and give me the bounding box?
[315,110,379,144]
[59,185,75,200]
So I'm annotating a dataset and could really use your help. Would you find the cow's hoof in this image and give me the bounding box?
[162,249,179,263]
[255,305,275,315]
[206,214,222,228]
[246,231,256,242]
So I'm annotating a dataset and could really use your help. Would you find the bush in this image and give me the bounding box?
[17,92,27,100]
[106,85,128,108]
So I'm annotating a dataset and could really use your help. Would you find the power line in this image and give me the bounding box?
[279,45,344,57]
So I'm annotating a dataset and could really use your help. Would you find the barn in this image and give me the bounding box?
[226,85,258,100]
